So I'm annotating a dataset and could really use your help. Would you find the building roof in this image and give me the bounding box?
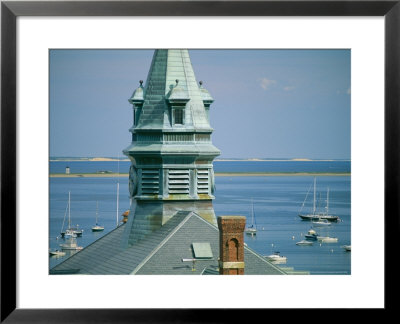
[133,49,212,131]
[50,211,287,275]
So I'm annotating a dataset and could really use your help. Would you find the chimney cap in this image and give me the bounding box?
[218,216,246,221]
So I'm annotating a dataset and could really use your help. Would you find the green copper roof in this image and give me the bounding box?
[129,81,144,103]
[133,49,212,131]
[199,81,214,103]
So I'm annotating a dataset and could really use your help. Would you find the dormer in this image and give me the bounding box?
[198,81,214,121]
[128,80,145,127]
[166,79,190,126]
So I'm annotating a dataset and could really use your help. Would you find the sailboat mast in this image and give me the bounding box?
[251,198,254,225]
[116,155,120,227]
[68,191,71,228]
[96,201,98,224]
[313,177,316,214]
[116,183,120,226]
[326,187,329,214]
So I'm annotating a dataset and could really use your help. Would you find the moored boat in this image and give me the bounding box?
[60,237,83,251]
[342,245,351,251]
[312,219,331,226]
[60,191,83,238]
[298,178,339,222]
[304,228,318,241]
[265,252,287,263]
[91,201,105,232]
[245,198,257,236]
[49,250,66,257]
[296,240,313,246]
[317,236,338,243]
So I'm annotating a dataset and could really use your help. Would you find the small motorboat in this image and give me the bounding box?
[49,250,66,257]
[304,229,318,241]
[265,252,287,263]
[60,238,83,251]
[342,245,351,252]
[312,219,331,226]
[296,240,313,246]
[317,236,338,243]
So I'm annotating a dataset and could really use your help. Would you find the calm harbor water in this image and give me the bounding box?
[49,161,351,274]
[50,159,351,174]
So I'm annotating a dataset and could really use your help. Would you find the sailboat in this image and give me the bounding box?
[298,178,339,222]
[91,201,104,232]
[60,191,83,238]
[245,198,257,236]
[59,237,83,251]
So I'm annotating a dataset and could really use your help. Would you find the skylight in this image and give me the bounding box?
[192,242,213,259]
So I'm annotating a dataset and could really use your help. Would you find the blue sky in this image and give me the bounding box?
[49,49,350,159]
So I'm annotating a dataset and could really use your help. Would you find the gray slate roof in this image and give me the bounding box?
[50,211,287,275]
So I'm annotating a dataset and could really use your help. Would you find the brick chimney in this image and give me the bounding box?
[217,216,246,275]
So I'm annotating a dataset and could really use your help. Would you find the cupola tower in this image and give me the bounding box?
[123,50,220,244]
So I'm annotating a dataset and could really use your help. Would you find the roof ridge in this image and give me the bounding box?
[190,211,219,231]
[130,211,194,274]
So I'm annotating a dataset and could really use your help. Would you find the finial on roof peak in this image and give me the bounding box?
[199,81,203,87]
[139,80,143,86]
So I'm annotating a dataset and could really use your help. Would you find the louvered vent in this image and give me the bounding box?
[141,169,159,194]
[197,169,209,194]
[168,169,190,194]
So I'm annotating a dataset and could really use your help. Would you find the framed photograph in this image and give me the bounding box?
[1,0,398,321]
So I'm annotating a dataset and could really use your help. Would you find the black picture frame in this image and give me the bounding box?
[1,0,398,322]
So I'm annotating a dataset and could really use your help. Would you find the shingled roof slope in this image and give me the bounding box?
[50,212,287,275]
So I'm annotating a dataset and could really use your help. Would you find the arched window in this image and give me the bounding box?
[228,238,239,261]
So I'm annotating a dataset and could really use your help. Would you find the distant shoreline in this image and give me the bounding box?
[50,158,350,162]
[50,172,350,178]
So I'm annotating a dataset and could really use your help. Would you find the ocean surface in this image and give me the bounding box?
[49,160,351,274]
[50,160,350,174]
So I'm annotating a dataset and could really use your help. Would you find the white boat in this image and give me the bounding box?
[91,225,104,232]
[60,191,83,238]
[265,252,287,263]
[60,237,83,251]
[342,245,351,251]
[245,198,257,236]
[91,201,104,232]
[296,240,313,246]
[63,229,77,238]
[49,250,66,257]
[312,218,331,226]
[298,178,339,222]
[304,228,318,241]
[318,236,338,243]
